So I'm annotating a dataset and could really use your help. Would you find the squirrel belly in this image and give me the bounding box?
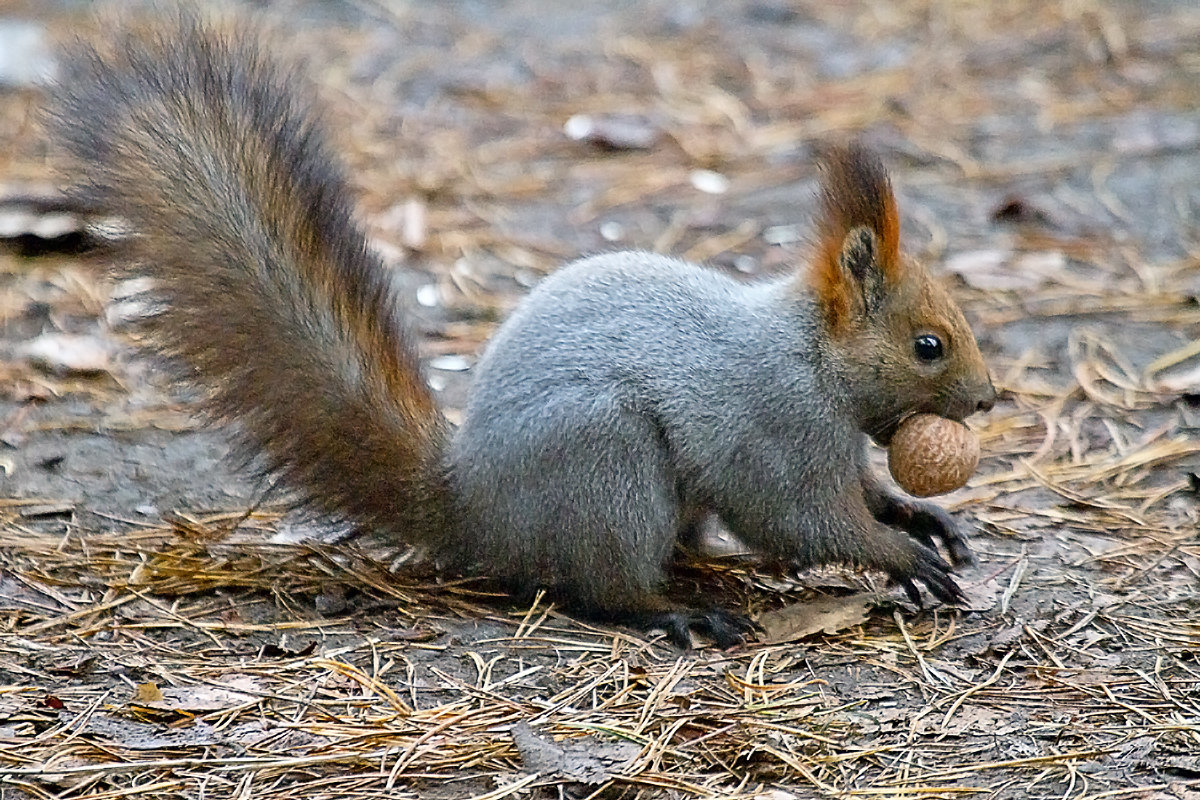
[47,16,995,648]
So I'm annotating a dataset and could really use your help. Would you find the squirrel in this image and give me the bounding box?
[47,16,995,648]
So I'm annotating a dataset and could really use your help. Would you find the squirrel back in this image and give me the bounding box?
[49,17,453,540]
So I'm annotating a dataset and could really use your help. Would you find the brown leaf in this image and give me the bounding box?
[511,721,639,784]
[130,682,164,704]
[755,592,875,644]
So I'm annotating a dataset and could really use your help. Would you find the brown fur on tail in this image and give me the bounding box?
[47,16,453,540]
[808,143,903,329]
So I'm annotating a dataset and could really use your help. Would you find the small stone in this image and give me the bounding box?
[22,333,111,376]
[689,169,730,195]
[599,221,624,242]
[428,354,471,372]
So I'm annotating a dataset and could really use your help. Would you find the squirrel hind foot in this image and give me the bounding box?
[625,606,760,650]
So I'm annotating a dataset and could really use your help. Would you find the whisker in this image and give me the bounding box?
[868,408,908,439]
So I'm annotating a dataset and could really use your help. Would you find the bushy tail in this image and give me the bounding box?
[48,16,452,540]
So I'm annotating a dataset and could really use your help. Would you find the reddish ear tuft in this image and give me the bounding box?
[808,142,902,329]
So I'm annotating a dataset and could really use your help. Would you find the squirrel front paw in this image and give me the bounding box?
[902,502,973,567]
[889,541,966,607]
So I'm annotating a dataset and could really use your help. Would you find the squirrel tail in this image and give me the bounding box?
[48,16,453,540]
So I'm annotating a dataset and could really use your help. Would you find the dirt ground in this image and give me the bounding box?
[0,1,1198,798]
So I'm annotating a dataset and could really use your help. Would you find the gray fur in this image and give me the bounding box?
[448,252,905,612]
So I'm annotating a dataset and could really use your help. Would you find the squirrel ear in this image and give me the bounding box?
[839,226,886,316]
[807,142,903,330]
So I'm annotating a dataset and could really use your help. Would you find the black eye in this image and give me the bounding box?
[914,334,944,362]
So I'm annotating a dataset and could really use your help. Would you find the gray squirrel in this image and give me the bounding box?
[48,16,995,648]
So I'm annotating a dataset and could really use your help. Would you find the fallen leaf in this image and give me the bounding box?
[132,677,263,713]
[755,592,874,644]
[511,721,639,784]
[131,683,164,704]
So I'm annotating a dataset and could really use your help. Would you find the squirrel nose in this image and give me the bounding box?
[976,380,997,413]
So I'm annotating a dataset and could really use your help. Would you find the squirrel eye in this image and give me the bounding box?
[914,334,944,362]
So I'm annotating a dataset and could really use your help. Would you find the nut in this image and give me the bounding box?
[887,414,980,497]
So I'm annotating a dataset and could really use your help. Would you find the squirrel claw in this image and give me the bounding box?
[637,608,759,650]
[907,503,974,567]
[892,543,966,608]
[897,577,924,608]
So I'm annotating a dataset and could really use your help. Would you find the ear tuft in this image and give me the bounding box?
[816,142,900,270]
[807,142,902,330]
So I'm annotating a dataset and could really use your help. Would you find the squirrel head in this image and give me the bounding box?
[806,142,996,445]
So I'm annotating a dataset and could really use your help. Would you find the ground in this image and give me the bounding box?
[0,1,1197,798]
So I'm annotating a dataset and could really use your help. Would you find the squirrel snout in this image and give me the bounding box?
[975,380,997,413]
